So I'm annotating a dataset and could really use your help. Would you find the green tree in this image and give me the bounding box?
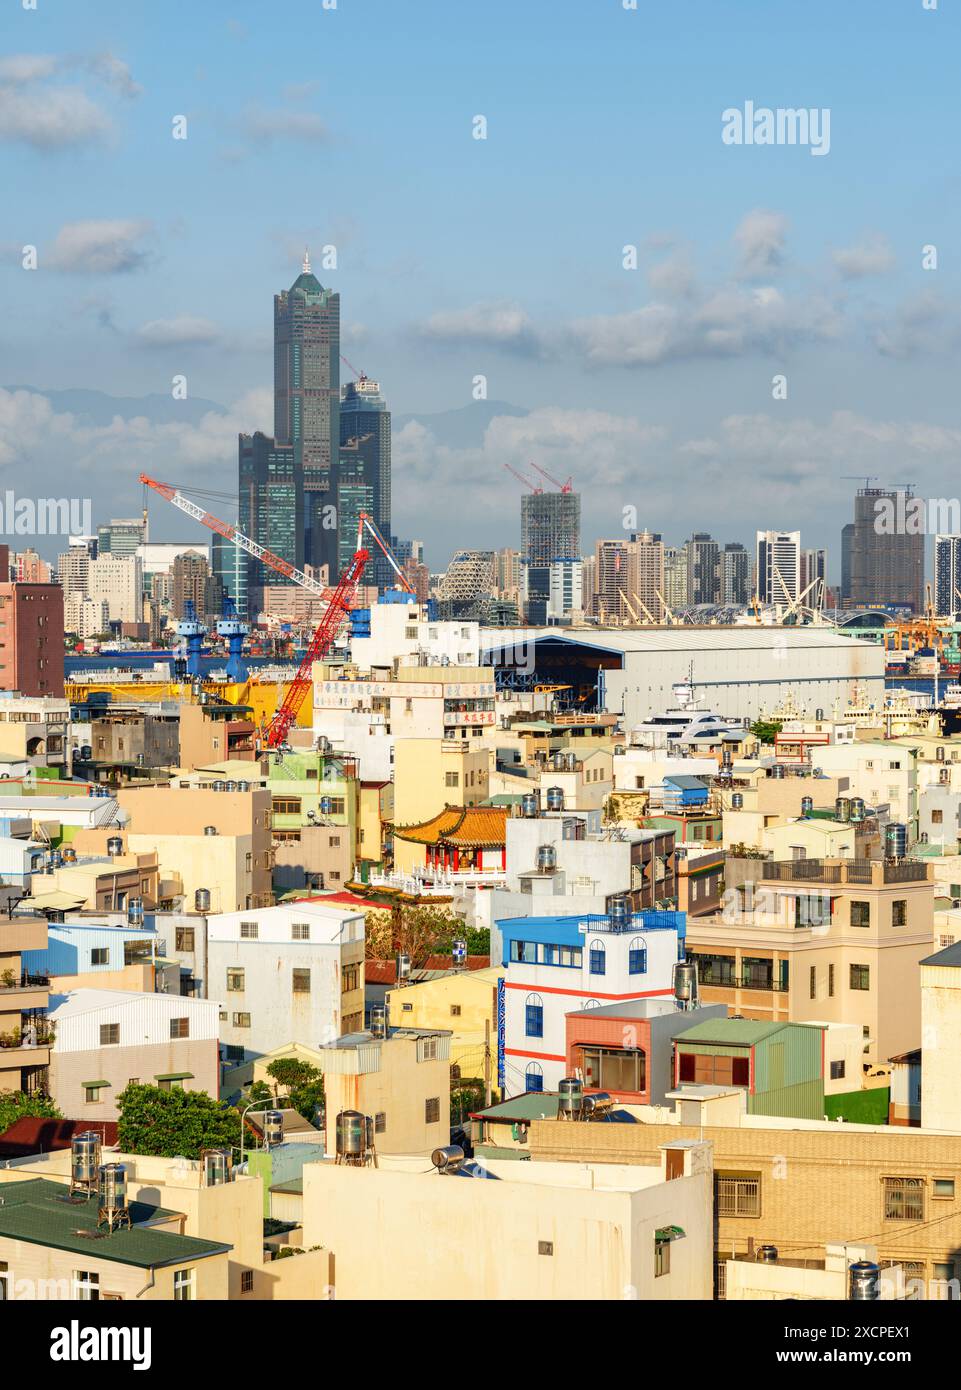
[749,719,783,746]
[364,906,489,961]
[0,1089,60,1136]
[116,1084,241,1160]
[264,1059,325,1126]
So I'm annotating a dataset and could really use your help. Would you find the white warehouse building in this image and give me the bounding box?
[481,625,884,725]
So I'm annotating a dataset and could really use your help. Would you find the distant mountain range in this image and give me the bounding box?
[3,385,226,427]
[394,398,527,447]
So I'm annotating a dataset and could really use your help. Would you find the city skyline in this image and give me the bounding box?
[1,0,959,570]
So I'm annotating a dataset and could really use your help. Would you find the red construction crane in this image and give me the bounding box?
[528,460,574,494]
[502,463,542,493]
[340,353,367,383]
[139,474,413,748]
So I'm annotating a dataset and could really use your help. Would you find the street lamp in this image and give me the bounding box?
[238,1097,285,1166]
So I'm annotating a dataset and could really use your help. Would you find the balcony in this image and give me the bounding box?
[0,972,50,1012]
[761,858,929,887]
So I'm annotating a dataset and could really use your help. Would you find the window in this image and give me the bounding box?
[99,1023,119,1046]
[84,1085,106,1104]
[418,1036,439,1061]
[694,953,735,986]
[655,1236,671,1278]
[342,963,360,993]
[176,927,195,952]
[292,968,311,994]
[227,968,245,992]
[169,1017,189,1040]
[240,921,258,940]
[716,1174,761,1217]
[850,964,870,991]
[525,994,544,1038]
[579,1045,646,1093]
[933,1178,955,1199]
[425,1097,440,1124]
[445,772,459,788]
[241,1270,254,1294]
[850,901,870,928]
[73,1270,100,1301]
[828,963,835,997]
[272,797,302,815]
[932,809,944,825]
[538,1240,554,1256]
[883,1177,923,1222]
[232,1012,251,1028]
[809,965,816,1000]
[291,922,310,941]
[173,1268,195,1302]
[526,1063,544,1092]
[588,940,606,976]
[830,1060,846,1080]
[679,1052,749,1087]
[628,937,647,975]
[91,948,108,966]
[450,1004,461,1017]
[892,900,907,927]
[374,1112,387,1133]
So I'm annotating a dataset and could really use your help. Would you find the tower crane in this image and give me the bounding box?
[502,463,543,493]
[528,461,574,494]
[139,474,415,748]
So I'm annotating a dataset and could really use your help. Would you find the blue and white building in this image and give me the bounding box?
[497,905,686,1094]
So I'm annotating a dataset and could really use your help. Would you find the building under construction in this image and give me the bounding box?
[521,491,581,566]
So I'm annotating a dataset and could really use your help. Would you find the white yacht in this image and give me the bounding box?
[630,680,745,750]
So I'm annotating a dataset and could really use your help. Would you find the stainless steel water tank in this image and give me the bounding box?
[336,1110,367,1157]
[770,763,785,779]
[673,959,698,1005]
[521,792,539,818]
[106,836,123,857]
[263,1110,284,1147]
[194,887,211,912]
[452,938,467,966]
[98,1162,128,1213]
[565,751,577,771]
[609,895,629,927]
[757,1245,779,1263]
[127,897,144,927]
[545,786,564,812]
[800,796,813,817]
[536,843,557,872]
[203,1148,231,1186]
[731,791,744,809]
[835,797,851,823]
[558,1076,584,1119]
[370,1004,387,1039]
[396,952,411,982]
[849,796,866,823]
[885,822,907,859]
[849,1260,881,1300]
[552,750,566,770]
[204,825,218,836]
[431,1144,465,1171]
[72,1131,101,1186]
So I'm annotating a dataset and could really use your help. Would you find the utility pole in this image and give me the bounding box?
[484,1017,492,1107]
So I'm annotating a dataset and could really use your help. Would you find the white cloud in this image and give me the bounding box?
[135,316,221,348]
[243,107,329,143]
[48,220,152,274]
[0,55,59,84]
[832,234,895,279]
[0,84,111,149]
[734,209,790,277]
[419,301,542,355]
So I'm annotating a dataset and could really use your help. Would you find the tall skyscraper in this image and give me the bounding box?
[171,552,222,624]
[340,376,391,585]
[935,535,961,616]
[521,490,581,566]
[334,442,376,580]
[663,546,688,612]
[686,533,720,605]
[238,431,303,605]
[274,251,340,569]
[756,531,801,604]
[840,524,854,605]
[212,530,248,620]
[97,518,145,559]
[721,542,750,605]
[847,486,924,612]
[800,547,827,605]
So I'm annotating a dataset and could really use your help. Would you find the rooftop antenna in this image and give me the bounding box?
[303,246,311,274]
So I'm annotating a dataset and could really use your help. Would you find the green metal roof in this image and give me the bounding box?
[471,1093,560,1122]
[0,1178,231,1269]
[675,1019,792,1046]
[80,1080,110,1089]
[154,1072,193,1082]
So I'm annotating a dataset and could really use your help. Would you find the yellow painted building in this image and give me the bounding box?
[387,966,502,1080]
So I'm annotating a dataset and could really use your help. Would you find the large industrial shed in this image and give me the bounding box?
[479,625,884,723]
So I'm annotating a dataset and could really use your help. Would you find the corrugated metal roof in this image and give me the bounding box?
[675,1019,791,1045]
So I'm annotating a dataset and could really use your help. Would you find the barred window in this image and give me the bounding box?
[716,1174,761,1217]
[883,1177,924,1222]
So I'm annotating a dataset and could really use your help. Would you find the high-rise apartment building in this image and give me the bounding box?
[663,546,688,612]
[686,533,721,605]
[847,486,924,612]
[0,546,65,696]
[340,376,391,585]
[800,547,827,605]
[592,539,631,621]
[521,490,581,566]
[274,252,340,569]
[840,523,855,605]
[238,431,303,601]
[626,530,665,622]
[212,531,248,620]
[171,552,223,624]
[97,518,145,559]
[547,558,584,621]
[87,555,143,626]
[756,530,801,605]
[721,542,750,605]
[935,535,961,617]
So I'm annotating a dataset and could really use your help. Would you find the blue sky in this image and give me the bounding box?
[0,0,959,568]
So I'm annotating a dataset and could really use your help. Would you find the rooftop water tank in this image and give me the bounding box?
[536,843,557,872]
[609,895,629,928]
[431,1145,465,1172]
[452,938,467,967]
[396,952,411,983]
[673,959,698,1008]
[336,1110,367,1158]
[849,796,865,824]
[849,1260,881,1301]
[194,888,211,912]
[835,797,851,823]
[521,792,540,818]
[370,1004,387,1039]
[98,1163,129,1227]
[203,1148,232,1187]
[127,897,144,927]
[756,1245,779,1264]
[731,792,743,809]
[800,796,813,817]
[106,836,123,857]
[71,1131,101,1188]
[545,786,564,812]
[557,1076,584,1119]
[770,763,785,779]
[263,1111,284,1148]
[885,822,907,860]
[204,825,218,836]
[552,751,566,770]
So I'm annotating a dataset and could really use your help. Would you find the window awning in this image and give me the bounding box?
[81,1079,110,1089]
[655,1225,686,1242]
[154,1072,193,1082]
